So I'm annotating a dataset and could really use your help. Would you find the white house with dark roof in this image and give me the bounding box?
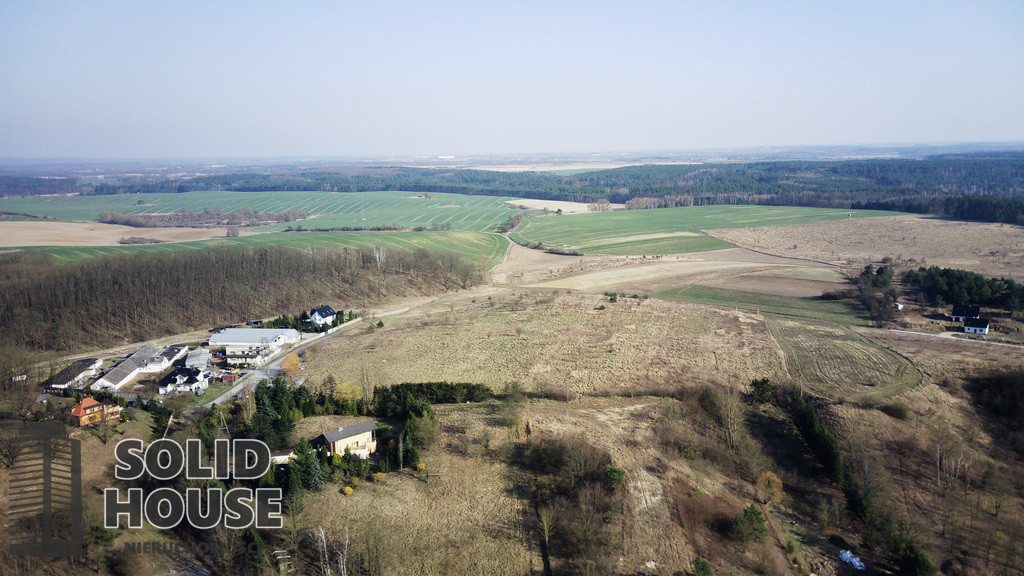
[314,420,378,459]
[159,366,209,395]
[309,305,337,326]
[964,317,990,335]
[951,304,981,323]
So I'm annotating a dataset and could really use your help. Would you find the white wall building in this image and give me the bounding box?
[209,328,301,349]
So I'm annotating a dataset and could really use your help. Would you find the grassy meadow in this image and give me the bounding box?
[509,204,896,255]
[653,285,872,326]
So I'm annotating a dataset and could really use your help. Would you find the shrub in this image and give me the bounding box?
[606,466,626,490]
[342,486,353,496]
[750,378,775,404]
[880,402,910,420]
[376,320,384,327]
[755,471,784,505]
[786,388,844,480]
[689,557,714,576]
[729,504,768,543]
[372,472,386,483]
[895,541,937,576]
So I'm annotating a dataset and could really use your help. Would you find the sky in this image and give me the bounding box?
[1,1,1023,158]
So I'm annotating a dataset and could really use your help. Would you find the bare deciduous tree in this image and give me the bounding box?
[373,246,387,294]
[239,383,256,426]
[336,526,350,576]
[314,526,332,576]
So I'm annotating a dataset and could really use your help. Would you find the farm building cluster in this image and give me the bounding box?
[39,304,356,405]
[40,323,319,400]
[951,304,990,335]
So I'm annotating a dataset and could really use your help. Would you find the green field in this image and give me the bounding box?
[22,230,509,266]
[0,190,525,233]
[652,285,872,326]
[509,205,896,255]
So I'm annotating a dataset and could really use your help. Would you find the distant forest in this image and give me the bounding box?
[0,245,481,352]
[4,152,1024,224]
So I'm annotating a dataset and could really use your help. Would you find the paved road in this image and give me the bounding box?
[856,326,1024,350]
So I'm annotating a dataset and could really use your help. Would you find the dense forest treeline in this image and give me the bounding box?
[0,245,481,352]
[4,153,1024,224]
[903,266,1024,311]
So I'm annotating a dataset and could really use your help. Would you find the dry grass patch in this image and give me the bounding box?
[303,291,788,394]
[707,214,1024,279]
[299,403,536,576]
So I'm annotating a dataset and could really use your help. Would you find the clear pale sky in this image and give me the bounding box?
[1,1,1022,158]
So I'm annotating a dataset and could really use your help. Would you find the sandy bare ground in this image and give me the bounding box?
[526,259,762,292]
[0,221,233,247]
[504,198,625,213]
[490,240,603,283]
[706,214,1024,279]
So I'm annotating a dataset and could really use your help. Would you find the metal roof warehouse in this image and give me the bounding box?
[208,328,301,348]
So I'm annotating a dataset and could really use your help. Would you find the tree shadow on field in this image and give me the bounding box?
[746,410,833,518]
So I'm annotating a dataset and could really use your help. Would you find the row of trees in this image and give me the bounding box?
[0,244,481,351]
[857,264,900,325]
[265,309,357,333]
[780,387,936,575]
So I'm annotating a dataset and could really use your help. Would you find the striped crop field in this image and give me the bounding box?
[21,230,509,266]
[0,190,525,233]
[509,204,897,255]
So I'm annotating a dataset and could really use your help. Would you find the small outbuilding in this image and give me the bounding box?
[184,348,211,370]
